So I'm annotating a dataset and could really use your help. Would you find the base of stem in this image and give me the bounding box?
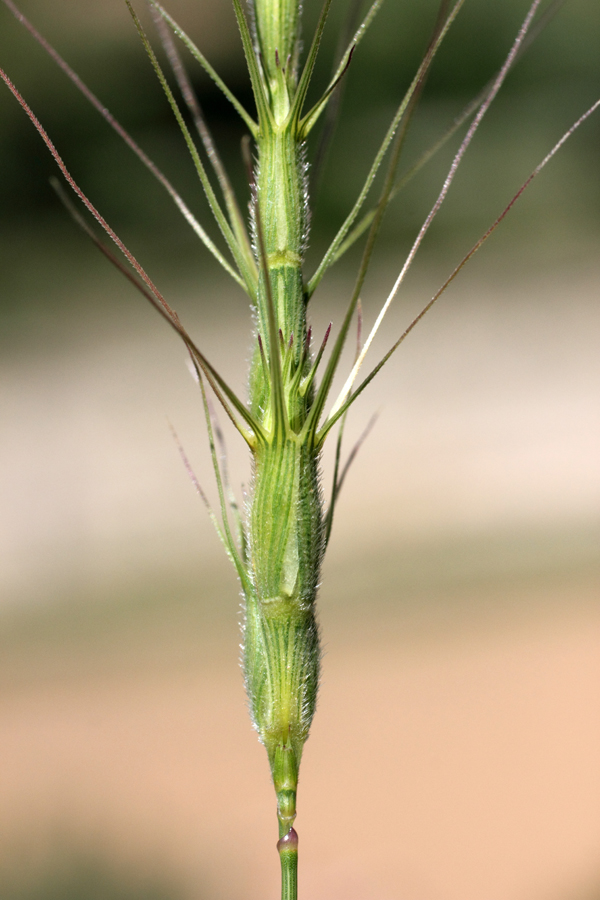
[278,827,298,900]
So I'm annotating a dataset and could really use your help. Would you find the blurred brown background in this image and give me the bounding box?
[1,1,599,898]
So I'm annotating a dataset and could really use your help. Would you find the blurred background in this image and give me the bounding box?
[1,1,599,898]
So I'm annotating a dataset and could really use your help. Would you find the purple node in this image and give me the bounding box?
[277,827,299,853]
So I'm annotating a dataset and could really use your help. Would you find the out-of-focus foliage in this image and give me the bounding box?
[1,853,184,900]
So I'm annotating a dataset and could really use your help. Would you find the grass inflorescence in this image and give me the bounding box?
[1,1,598,898]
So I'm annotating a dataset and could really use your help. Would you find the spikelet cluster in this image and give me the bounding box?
[4,0,598,877]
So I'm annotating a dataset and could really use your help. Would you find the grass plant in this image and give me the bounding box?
[1,2,598,898]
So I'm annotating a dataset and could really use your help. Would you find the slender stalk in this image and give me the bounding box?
[278,828,299,900]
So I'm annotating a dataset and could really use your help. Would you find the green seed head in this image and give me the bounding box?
[7,0,596,890]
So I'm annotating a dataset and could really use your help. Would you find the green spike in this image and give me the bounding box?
[5,6,599,900]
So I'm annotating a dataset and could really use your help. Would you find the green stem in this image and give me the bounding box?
[277,828,298,900]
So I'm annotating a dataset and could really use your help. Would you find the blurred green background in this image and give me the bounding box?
[1,1,599,898]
